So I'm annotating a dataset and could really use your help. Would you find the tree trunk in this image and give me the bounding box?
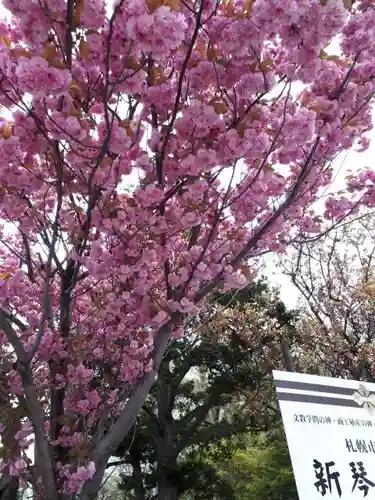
[158,477,179,500]
[280,334,294,372]
[0,476,19,500]
[156,360,180,500]
[132,456,146,500]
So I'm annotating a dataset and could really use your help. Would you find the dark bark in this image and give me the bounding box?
[280,335,295,372]
[156,360,179,500]
[132,456,146,500]
[0,476,19,500]
[157,477,179,500]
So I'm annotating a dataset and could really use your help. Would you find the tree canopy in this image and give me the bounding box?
[283,215,375,380]
[0,0,374,498]
[111,280,299,499]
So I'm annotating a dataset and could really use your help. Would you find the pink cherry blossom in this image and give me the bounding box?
[15,56,71,96]
[0,0,374,497]
[9,458,27,477]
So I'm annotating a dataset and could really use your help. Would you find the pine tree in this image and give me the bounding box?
[113,280,298,499]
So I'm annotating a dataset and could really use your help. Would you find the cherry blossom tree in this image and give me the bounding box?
[0,0,375,498]
[283,214,375,380]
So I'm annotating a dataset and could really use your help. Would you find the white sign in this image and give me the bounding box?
[273,370,375,499]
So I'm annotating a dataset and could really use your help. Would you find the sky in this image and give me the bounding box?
[265,117,375,307]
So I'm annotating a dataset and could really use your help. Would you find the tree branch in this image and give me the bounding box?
[80,318,180,499]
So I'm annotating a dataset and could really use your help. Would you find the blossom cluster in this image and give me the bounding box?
[0,0,374,495]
